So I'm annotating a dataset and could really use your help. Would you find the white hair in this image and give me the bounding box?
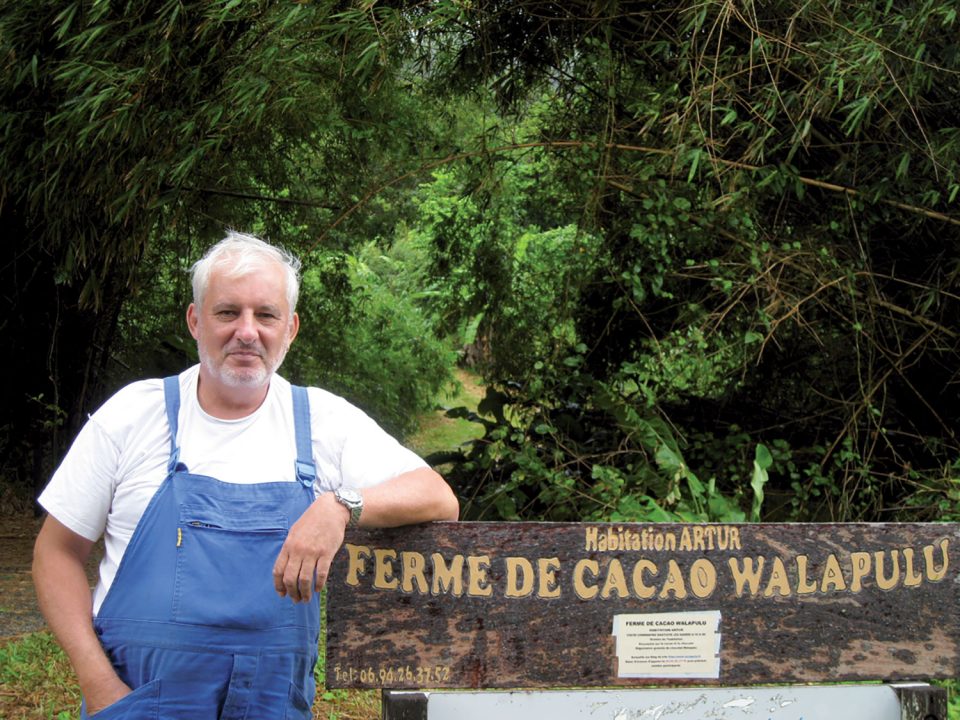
[191,231,301,315]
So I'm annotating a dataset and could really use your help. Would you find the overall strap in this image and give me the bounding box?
[291,385,317,488]
[162,375,184,473]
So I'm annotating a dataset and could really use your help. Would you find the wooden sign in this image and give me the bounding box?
[324,522,960,689]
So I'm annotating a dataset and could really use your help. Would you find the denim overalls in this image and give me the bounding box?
[84,377,320,719]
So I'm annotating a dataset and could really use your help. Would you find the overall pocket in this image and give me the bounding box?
[82,679,161,719]
[173,505,293,629]
[284,680,313,720]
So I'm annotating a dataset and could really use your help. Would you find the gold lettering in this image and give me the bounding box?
[584,527,599,552]
[574,559,599,599]
[795,555,818,595]
[344,543,371,586]
[679,527,692,551]
[467,555,493,597]
[820,553,847,592]
[693,526,705,551]
[606,527,619,552]
[400,551,429,594]
[431,553,465,596]
[631,559,658,599]
[689,558,717,598]
[659,559,687,599]
[763,557,792,597]
[875,549,900,591]
[505,557,535,598]
[373,548,399,590]
[924,539,950,582]
[728,556,765,597]
[601,559,630,599]
[729,527,741,550]
[849,552,871,592]
[902,548,923,588]
[704,526,717,550]
[717,527,730,551]
[538,557,562,599]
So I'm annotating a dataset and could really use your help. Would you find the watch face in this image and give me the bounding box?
[336,487,363,528]
[337,488,362,505]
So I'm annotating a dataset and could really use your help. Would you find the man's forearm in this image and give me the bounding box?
[356,466,460,527]
[32,517,130,712]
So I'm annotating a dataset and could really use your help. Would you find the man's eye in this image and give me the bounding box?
[216,310,237,318]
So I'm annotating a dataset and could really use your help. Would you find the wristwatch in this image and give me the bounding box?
[333,487,363,528]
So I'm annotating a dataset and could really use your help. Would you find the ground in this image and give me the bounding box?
[0,509,106,644]
[0,514,47,643]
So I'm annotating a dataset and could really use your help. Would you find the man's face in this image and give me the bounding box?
[187,259,299,393]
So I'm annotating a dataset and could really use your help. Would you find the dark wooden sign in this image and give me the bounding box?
[324,522,960,689]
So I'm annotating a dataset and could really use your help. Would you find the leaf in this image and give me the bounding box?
[841,95,872,137]
[895,153,911,180]
[654,442,683,472]
[750,443,772,522]
[686,148,701,183]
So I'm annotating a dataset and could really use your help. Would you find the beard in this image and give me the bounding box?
[199,341,288,389]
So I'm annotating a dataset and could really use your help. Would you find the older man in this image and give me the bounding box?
[32,231,459,719]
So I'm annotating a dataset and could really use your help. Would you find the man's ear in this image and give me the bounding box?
[186,304,200,340]
[287,312,300,346]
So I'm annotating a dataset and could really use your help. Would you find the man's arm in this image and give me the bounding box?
[273,466,458,602]
[32,516,131,714]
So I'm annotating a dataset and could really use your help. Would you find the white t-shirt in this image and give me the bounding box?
[38,365,427,612]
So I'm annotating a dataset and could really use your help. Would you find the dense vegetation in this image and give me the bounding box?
[1,0,958,526]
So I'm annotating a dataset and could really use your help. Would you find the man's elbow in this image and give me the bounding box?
[437,487,460,521]
[424,468,459,521]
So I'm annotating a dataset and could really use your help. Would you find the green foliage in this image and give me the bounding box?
[1,0,340,304]
[385,0,960,523]
[284,242,454,440]
[3,0,960,525]
[936,678,960,719]
[0,0,460,483]
[449,347,763,522]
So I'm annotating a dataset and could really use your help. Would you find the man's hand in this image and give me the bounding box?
[272,467,457,602]
[83,674,133,716]
[273,492,350,602]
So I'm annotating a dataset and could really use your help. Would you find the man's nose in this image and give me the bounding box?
[234,311,259,342]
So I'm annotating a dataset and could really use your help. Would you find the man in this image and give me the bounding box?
[32,231,459,719]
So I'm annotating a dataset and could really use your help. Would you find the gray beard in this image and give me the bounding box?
[198,346,287,389]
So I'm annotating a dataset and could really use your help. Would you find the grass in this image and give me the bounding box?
[0,628,383,720]
[404,367,487,462]
[0,632,78,719]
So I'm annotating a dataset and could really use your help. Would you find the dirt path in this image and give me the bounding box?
[0,514,46,642]
[0,513,101,643]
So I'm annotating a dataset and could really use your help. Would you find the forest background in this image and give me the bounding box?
[1,0,959,715]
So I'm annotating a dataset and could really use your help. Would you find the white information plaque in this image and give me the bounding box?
[612,610,722,679]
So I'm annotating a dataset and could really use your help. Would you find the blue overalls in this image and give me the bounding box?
[84,377,320,719]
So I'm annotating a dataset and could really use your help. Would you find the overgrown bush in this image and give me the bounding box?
[285,244,454,440]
